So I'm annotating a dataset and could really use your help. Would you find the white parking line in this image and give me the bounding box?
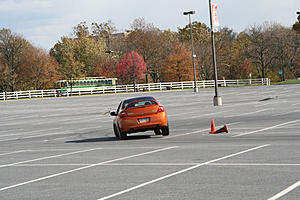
[163,128,209,139]
[232,119,300,137]
[7,162,300,167]
[0,150,32,156]
[224,108,272,118]
[0,146,177,192]
[0,121,30,127]
[0,131,69,142]
[188,110,231,119]
[0,128,61,138]
[0,128,23,133]
[266,180,300,200]
[0,115,39,121]
[0,148,102,168]
[208,163,300,166]
[97,144,270,200]
[0,163,197,167]
[272,109,300,117]
[168,111,200,117]
[0,126,102,142]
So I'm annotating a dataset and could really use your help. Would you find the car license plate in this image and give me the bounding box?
[139,117,150,123]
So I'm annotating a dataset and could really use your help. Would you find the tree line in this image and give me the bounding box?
[1,17,299,92]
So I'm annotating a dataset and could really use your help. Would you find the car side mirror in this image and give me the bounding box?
[110,111,117,116]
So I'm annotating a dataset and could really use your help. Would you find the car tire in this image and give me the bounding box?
[161,125,169,136]
[113,124,119,138]
[119,130,127,140]
[154,127,162,135]
[116,124,127,140]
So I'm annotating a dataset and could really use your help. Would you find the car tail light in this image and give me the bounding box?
[119,111,128,118]
[158,106,165,112]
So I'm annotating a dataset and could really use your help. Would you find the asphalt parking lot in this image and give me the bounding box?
[0,84,299,200]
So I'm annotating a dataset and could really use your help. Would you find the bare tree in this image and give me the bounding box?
[271,26,300,80]
[243,23,277,78]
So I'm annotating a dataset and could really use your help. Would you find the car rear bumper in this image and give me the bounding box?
[119,112,167,133]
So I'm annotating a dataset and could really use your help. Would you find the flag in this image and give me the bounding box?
[211,4,220,27]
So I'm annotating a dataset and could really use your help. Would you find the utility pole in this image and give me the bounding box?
[209,0,222,106]
[184,11,198,92]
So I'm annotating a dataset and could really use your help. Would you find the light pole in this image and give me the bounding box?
[209,0,222,106]
[183,11,198,93]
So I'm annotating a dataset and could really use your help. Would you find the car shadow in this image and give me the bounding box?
[65,135,153,143]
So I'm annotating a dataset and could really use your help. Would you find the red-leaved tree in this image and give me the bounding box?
[116,51,146,89]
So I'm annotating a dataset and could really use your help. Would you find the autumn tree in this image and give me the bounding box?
[124,18,168,83]
[91,20,117,49]
[161,43,193,82]
[73,21,90,38]
[178,21,209,44]
[214,27,238,78]
[178,22,213,80]
[50,24,106,79]
[18,48,59,90]
[0,64,10,92]
[0,29,31,92]
[90,20,120,78]
[93,54,117,78]
[214,29,254,79]
[116,51,146,90]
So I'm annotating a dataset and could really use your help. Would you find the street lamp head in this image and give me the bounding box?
[183,11,195,15]
[105,50,114,54]
[297,11,300,14]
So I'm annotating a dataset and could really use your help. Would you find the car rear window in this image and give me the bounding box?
[125,100,157,109]
[122,97,156,109]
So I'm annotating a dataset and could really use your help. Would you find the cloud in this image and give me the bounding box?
[0,0,52,11]
[1,0,299,50]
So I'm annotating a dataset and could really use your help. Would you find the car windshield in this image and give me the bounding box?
[126,100,157,109]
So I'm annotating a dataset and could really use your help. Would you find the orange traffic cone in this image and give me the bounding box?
[209,119,216,134]
[215,125,229,134]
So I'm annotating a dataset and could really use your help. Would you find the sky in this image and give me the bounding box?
[0,0,299,50]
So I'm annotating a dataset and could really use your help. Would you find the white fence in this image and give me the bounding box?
[0,78,270,101]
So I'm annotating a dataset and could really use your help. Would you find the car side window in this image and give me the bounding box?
[116,102,122,114]
[144,101,156,106]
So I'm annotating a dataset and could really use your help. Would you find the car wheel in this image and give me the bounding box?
[154,127,162,135]
[113,124,119,138]
[161,125,169,136]
[116,125,127,140]
[119,130,127,140]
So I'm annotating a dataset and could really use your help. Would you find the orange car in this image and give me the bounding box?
[110,96,169,139]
